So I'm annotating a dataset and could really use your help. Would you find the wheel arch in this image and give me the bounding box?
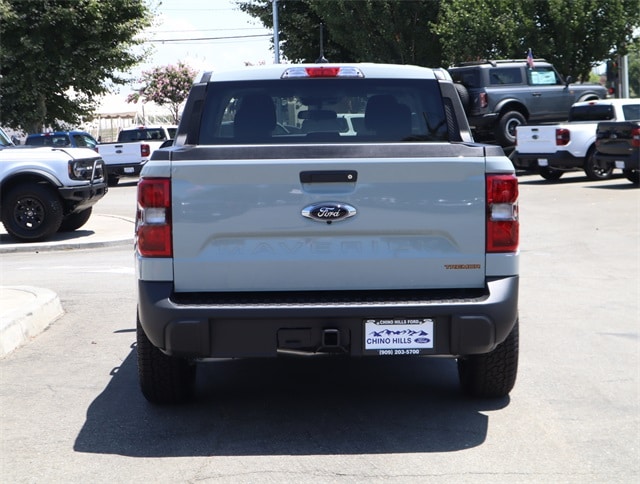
[577,93,603,102]
[495,100,529,120]
[1,171,62,205]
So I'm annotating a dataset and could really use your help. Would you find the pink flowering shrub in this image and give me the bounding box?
[127,62,198,124]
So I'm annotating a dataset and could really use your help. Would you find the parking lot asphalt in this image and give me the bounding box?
[0,214,134,357]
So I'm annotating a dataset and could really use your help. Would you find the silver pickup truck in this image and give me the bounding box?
[135,63,520,404]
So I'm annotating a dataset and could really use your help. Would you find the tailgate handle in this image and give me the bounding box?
[300,170,357,183]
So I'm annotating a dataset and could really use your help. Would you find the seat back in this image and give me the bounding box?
[234,94,276,141]
[364,95,412,140]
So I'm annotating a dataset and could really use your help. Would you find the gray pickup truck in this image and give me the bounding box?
[135,63,520,404]
[449,59,607,146]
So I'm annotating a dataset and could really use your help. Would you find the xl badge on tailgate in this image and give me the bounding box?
[302,202,356,224]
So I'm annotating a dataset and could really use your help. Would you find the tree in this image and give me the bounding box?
[309,0,443,65]
[238,0,344,63]
[433,0,528,64]
[127,63,197,124]
[238,0,442,65]
[0,0,153,133]
[239,0,640,83]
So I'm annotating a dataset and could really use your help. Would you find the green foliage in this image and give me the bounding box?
[0,0,152,132]
[127,63,198,124]
[238,0,640,82]
[238,0,442,64]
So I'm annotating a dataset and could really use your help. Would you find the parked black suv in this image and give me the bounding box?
[449,59,607,146]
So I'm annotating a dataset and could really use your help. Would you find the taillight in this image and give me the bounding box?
[632,127,640,148]
[136,178,172,257]
[141,143,151,157]
[486,174,519,253]
[479,92,488,108]
[556,128,570,146]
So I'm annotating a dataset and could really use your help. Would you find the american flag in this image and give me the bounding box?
[527,48,535,68]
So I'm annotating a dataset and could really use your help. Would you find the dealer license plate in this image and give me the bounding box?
[124,167,135,174]
[364,318,434,355]
[537,158,548,166]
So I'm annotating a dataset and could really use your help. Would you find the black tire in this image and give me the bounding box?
[454,83,470,112]
[107,175,120,187]
[583,147,613,180]
[137,315,196,404]
[59,207,92,232]
[458,320,519,398]
[495,111,526,147]
[538,166,563,180]
[623,169,639,185]
[1,183,63,242]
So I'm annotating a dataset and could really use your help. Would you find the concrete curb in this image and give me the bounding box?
[0,214,134,253]
[1,213,134,356]
[0,286,64,358]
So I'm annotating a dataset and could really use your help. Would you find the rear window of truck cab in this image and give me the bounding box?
[198,78,450,144]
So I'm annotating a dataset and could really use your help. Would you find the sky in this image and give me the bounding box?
[100,0,275,112]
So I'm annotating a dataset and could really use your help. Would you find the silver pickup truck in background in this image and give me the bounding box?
[135,63,520,404]
[96,125,176,186]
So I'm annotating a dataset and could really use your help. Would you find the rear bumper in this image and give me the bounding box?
[466,113,499,130]
[137,276,519,359]
[594,151,639,171]
[106,162,146,177]
[512,150,584,170]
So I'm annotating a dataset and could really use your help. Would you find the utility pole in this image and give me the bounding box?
[272,0,280,64]
[619,54,629,98]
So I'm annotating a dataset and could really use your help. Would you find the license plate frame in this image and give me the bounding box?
[363,318,434,356]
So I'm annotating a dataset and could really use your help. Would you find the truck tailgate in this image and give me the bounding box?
[516,125,557,153]
[596,121,639,156]
[170,144,488,292]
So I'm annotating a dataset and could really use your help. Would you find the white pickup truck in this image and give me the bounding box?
[96,125,176,186]
[512,99,640,180]
[135,63,520,404]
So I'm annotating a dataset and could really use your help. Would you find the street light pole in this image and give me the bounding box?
[272,0,280,64]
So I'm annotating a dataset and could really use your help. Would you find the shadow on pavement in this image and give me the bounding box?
[74,341,509,457]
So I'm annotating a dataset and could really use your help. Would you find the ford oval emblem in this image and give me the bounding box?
[302,202,357,224]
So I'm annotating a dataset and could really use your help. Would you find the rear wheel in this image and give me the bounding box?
[454,83,470,112]
[458,320,519,398]
[584,147,613,180]
[59,207,92,232]
[539,166,563,180]
[495,111,526,147]
[137,315,196,404]
[1,183,63,242]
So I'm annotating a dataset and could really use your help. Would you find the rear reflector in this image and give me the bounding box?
[486,174,519,253]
